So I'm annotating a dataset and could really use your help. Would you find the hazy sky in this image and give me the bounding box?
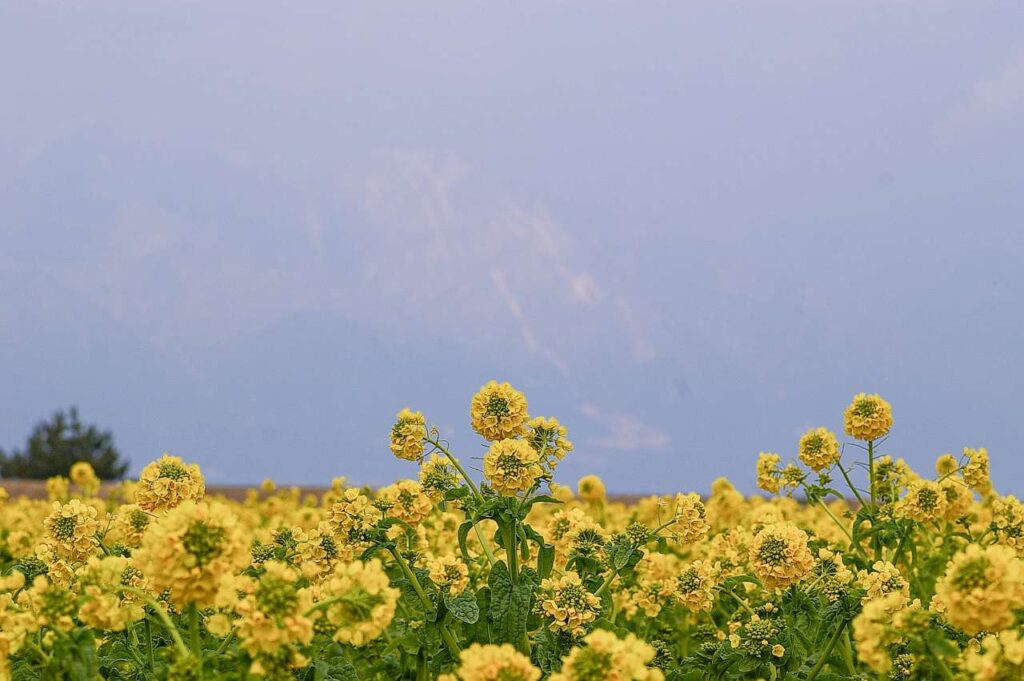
[2,2,1023,492]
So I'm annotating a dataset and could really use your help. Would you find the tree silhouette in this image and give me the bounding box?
[0,407,129,480]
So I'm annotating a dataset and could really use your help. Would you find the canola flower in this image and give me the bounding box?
[470,381,529,441]
[390,408,427,461]
[0,388,1020,681]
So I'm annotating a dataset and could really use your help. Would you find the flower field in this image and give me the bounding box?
[0,383,1018,680]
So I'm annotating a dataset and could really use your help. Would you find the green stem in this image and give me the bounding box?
[927,642,955,681]
[188,604,201,657]
[595,568,619,598]
[806,620,847,681]
[427,438,498,566]
[145,617,155,672]
[867,439,876,507]
[426,438,483,503]
[815,499,860,553]
[504,524,519,583]
[387,546,461,657]
[473,524,497,567]
[121,587,189,657]
[841,629,856,675]
[838,464,868,509]
[717,585,757,616]
[214,629,236,656]
[388,546,433,610]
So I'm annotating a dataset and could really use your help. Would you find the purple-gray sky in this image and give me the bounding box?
[2,2,1023,492]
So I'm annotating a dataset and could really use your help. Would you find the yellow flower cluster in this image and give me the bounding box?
[315,558,398,646]
[750,521,814,589]
[843,392,893,441]
[539,572,602,637]
[390,408,427,461]
[470,381,529,441]
[933,543,1024,635]
[133,499,248,608]
[798,427,840,471]
[134,454,205,512]
[446,643,540,681]
[1,387,1022,681]
[550,629,663,681]
[483,439,543,497]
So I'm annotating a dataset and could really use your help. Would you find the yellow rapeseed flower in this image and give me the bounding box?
[550,629,663,681]
[844,392,893,441]
[932,543,1024,635]
[132,500,248,609]
[525,416,573,470]
[69,462,101,496]
[470,381,529,441]
[798,427,840,471]
[43,499,100,563]
[577,475,606,503]
[315,558,398,647]
[134,454,205,513]
[750,522,814,589]
[428,554,470,596]
[539,572,602,637]
[453,643,540,681]
[896,479,948,523]
[669,493,710,545]
[483,439,543,496]
[390,408,427,461]
[756,452,782,494]
[963,447,993,496]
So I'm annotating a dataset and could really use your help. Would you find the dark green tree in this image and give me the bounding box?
[0,408,129,480]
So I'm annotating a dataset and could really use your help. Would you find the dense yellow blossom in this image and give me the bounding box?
[43,499,100,563]
[577,475,606,503]
[750,522,814,589]
[235,561,314,674]
[539,572,602,637]
[429,554,470,595]
[451,643,540,681]
[134,454,205,512]
[756,452,782,494]
[669,492,709,545]
[844,392,893,441]
[963,447,993,496]
[1,387,1023,680]
[132,500,248,608]
[896,479,948,522]
[69,462,101,495]
[962,630,1024,681]
[316,558,398,646]
[798,427,840,471]
[76,555,145,631]
[933,543,1024,634]
[550,629,663,681]
[673,559,717,611]
[853,592,917,674]
[377,479,433,525]
[470,381,529,441]
[857,560,909,603]
[483,439,543,496]
[418,453,459,502]
[390,408,427,461]
[525,416,573,470]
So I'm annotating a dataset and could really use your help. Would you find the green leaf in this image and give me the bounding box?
[537,543,555,579]
[444,589,480,624]
[612,544,634,570]
[488,561,532,647]
[457,521,474,563]
[519,495,562,518]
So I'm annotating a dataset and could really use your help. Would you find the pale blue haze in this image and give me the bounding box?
[1,2,1023,492]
